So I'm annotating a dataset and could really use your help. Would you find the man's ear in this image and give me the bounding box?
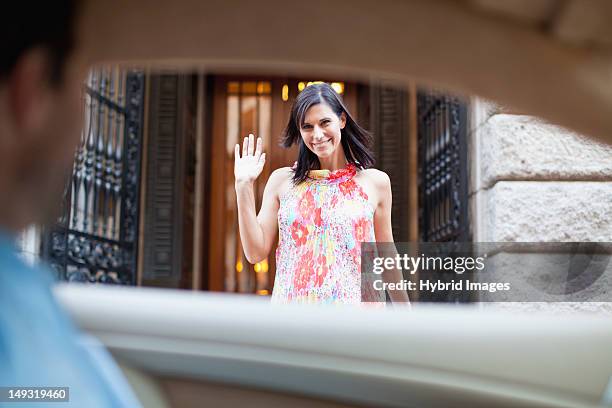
[340,112,347,129]
[8,48,53,134]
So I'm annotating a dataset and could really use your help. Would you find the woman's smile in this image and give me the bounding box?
[312,138,332,149]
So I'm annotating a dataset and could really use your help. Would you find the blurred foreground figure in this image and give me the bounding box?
[0,2,139,406]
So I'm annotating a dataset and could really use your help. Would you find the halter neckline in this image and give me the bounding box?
[307,163,357,182]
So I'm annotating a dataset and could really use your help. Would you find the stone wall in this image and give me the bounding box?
[468,98,612,313]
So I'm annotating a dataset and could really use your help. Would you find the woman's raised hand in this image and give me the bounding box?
[234,134,266,184]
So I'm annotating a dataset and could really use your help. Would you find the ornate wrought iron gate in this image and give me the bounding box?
[43,68,145,284]
[417,91,471,303]
[417,91,469,242]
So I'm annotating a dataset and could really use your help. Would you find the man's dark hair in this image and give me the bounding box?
[1,1,80,84]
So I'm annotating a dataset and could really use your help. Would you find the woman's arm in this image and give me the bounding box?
[372,170,411,305]
[234,134,283,264]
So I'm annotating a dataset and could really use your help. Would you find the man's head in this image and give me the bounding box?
[0,1,87,231]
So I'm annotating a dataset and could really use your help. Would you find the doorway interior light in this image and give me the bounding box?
[330,82,344,94]
[297,81,344,95]
[254,259,269,273]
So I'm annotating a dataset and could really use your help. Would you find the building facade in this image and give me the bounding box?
[21,68,612,310]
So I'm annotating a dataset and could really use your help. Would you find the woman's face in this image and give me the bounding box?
[300,102,346,159]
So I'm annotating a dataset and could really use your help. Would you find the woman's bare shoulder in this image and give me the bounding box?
[269,166,294,181]
[360,168,391,188]
[267,167,294,195]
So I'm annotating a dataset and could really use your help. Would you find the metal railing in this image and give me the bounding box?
[43,68,145,284]
[418,91,469,243]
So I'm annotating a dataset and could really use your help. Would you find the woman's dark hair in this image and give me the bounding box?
[281,83,375,184]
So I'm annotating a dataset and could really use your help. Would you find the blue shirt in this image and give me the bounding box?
[0,232,141,407]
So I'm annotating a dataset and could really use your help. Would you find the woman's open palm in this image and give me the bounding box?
[234,134,266,183]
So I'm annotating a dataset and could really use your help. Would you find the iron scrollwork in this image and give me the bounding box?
[43,68,145,285]
[417,91,470,303]
[417,91,469,243]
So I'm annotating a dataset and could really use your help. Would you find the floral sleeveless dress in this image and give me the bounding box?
[271,163,377,304]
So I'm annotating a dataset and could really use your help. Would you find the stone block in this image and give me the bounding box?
[477,248,612,302]
[481,181,612,242]
[481,302,612,315]
[478,115,612,190]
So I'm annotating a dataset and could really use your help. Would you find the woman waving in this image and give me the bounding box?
[235,83,409,305]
